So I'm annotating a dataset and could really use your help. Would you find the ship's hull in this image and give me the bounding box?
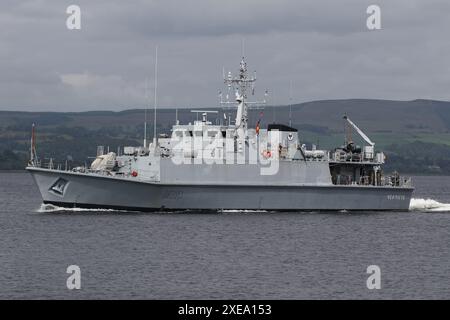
[28,167,413,212]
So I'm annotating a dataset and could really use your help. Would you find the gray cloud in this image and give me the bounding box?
[1,0,450,111]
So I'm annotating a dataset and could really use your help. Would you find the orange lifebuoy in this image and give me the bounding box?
[262,150,272,158]
[131,171,138,177]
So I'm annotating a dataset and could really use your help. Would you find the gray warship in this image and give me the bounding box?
[27,57,413,211]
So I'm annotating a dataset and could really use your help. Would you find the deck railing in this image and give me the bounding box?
[333,174,412,187]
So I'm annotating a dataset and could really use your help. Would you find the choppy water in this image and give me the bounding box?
[0,172,449,299]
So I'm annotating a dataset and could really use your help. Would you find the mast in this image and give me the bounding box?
[222,57,264,139]
[144,78,149,148]
[30,123,37,166]
[153,46,158,145]
[289,80,293,127]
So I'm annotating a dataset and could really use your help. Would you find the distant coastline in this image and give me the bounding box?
[2,98,450,174]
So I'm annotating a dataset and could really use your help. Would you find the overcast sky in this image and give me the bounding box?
[1,0,450,111]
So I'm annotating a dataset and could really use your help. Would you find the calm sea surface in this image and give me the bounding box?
[0,172,449,299]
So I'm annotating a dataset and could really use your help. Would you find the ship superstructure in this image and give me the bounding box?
[27,57,413,211]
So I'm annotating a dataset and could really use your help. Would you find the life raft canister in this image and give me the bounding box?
[131,171,138,177]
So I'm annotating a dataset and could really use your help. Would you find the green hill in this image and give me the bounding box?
[2,99,450,173]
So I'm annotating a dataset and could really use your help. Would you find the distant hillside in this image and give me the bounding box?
[1,99,450,173]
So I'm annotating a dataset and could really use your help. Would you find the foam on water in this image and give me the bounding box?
[36,199,450,214]
[220,209,269,213]
[409,198,450,212]
[36,204,212,214]
[37,203,128,213]
[36,204,272,214]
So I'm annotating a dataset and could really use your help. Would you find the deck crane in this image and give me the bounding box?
[343,115,375,147]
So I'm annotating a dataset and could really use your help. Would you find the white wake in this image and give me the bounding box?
[36,199,450,213]
[36,204,271,214]
[409,198,450,212]
[37,203,127,213]
[220,209,269,213]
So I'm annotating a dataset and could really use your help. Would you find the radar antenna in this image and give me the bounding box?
[220,56,268,141]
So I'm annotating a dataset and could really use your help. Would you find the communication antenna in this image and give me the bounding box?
[153,46,158,144]
[289,80,293,127]
[143,77,149,148]
[272,89,276,123]
[30,123,37,165]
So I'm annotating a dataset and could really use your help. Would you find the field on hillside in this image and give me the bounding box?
[1,99,450,173]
